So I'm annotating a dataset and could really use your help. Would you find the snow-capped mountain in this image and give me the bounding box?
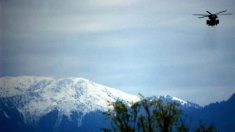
[0,76,139,125]
[146,95,201,109]
[2,76,234,132]
[0,76,197,128]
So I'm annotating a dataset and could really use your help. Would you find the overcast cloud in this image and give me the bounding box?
[1,0,235,105]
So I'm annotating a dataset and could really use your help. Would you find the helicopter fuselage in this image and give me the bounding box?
[193,10,231,26]
[207,14,219,26]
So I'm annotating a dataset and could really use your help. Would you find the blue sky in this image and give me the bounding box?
[1,0,235,105]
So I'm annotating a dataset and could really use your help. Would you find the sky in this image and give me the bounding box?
[1,0,235,105]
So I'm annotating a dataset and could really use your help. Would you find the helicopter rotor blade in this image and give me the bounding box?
[192,14,208,16]
[198,16,208,18]
[206,11,213,15]
[215,10,227,15]
[217,13,232,15]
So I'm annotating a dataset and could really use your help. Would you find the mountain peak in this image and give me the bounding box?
[0,76,139,125]
[145,95,200,108]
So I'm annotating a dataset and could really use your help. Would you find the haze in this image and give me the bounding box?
[1,0,235,105]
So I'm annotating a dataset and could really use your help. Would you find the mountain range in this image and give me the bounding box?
[0,76,234,132]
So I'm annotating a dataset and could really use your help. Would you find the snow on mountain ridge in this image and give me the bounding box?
[0,76,53,97]
[0,76,139,125]
[146,95,201,108]
[0,76,198,126]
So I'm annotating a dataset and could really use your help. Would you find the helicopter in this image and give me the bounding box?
[193,10,232,26]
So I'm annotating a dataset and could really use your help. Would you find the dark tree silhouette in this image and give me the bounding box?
[102,95,217,132]
[102,95,182,132]
[195,122,216,132]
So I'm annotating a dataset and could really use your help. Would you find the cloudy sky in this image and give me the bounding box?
[1,0,235,105]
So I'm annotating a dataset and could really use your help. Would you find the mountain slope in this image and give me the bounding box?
[1,76,234,132]
[0,76,199,132]
[0,76,139,126]
[147,95,201,109]
[188,93,235,131]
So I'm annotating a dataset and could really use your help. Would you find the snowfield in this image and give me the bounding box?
[0,76,197,126]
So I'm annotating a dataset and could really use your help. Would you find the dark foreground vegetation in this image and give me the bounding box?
[101,95,216,132]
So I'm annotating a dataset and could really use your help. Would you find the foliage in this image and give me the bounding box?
[194,122,216,132]
[102,95,217,132]
[102,95,182,132]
